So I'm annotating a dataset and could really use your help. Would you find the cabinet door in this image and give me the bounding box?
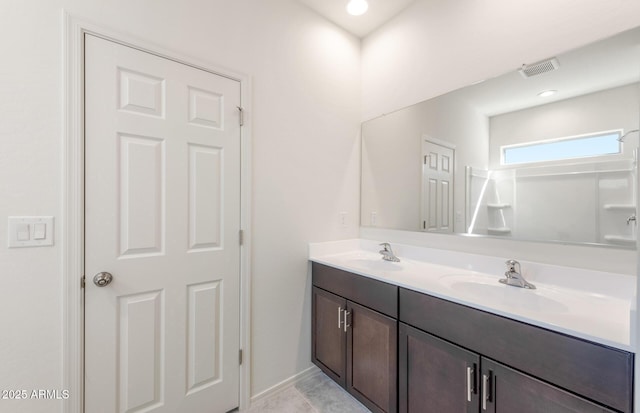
[399,323,479,413]
[481,358,617,413]
[312,287,347,387]
[347,301,398,413]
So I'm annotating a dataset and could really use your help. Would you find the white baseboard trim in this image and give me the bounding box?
[248,365,321,408]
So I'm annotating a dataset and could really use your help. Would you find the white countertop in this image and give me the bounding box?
[309,239,636,352]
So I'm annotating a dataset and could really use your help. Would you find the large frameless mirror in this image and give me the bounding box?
[361,26,640,248]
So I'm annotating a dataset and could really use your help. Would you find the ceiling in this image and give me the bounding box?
[454,26,640,117]
[296,0,418,38]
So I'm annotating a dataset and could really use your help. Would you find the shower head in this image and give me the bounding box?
[618,129,640,142]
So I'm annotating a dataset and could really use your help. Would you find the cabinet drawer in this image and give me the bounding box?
[312,262,398,318]
[399,288,633,413]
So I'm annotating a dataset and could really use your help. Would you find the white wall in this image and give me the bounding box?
[362,0,640,121]
[0,1,360,412]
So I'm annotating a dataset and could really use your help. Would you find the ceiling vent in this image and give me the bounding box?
[518,57,560,78]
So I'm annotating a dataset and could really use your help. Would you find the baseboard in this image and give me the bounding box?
[248,365,321,407]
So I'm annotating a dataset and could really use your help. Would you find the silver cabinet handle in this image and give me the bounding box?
[482,373,491,411]
[338,306,343,329]
[466,366,473,402]
[93,272,113,287]
[344,310,351,332]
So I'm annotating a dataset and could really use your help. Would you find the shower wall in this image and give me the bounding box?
[466,81,640,246]
[467,161,636,246]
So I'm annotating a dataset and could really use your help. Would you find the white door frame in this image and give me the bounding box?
[62,12,252,413]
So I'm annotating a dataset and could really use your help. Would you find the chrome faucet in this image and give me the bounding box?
[499,259,536,289]
[379,243,400,262]
[627,214,636,225]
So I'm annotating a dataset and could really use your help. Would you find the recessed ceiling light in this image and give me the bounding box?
[346,0,369,16]
[537,90,557,97]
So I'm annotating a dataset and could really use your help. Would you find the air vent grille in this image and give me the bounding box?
[519,58,560,78]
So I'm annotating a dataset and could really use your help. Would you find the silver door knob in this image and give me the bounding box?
[93,272,113,287]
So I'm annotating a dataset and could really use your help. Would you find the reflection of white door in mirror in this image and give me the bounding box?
[421,137,455,233]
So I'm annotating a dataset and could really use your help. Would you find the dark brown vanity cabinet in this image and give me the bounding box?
[312,263,633,413]
[312,263,398,413]
[399,323,618,413]
[400,287,633,413]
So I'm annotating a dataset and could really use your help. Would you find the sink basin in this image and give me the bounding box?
[342,256,404,272]
[439,274,568,313]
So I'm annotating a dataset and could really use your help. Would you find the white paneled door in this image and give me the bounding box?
[84,34,241,413]
[421,139,454,233]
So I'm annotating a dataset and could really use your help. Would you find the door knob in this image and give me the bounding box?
[93,272,113,287]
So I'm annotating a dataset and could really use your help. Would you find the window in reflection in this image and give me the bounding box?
[501,131,622,165]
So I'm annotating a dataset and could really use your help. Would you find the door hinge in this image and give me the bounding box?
[239,229,244,246]
[81,275,86,289]
[237,106,244,127]
[239,349,243,365]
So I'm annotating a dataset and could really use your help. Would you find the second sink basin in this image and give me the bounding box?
[438,273,569,313]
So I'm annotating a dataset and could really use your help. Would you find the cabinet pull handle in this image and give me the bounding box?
[338,306,343,329]
[482,372,491,411]
[344,310,351,332]
[466,366,473,402]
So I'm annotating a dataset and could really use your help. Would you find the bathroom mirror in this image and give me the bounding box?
[361,26,640,248]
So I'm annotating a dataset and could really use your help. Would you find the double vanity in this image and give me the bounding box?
[320,22,640,413]
[309,239,635,413]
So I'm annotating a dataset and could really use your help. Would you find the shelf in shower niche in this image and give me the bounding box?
[487,227,511,235]
[603,235,636,245]
[603,204,636,211]
[487,203,511,209]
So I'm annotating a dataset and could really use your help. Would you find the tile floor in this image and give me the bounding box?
[242,372,370,413]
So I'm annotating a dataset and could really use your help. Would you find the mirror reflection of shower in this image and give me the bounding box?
[619,129,639,241]
[619,128,640,168]
[617,129,639,142]
[466,168,493,235]
[617,128,639,242]
[466,158,637,247]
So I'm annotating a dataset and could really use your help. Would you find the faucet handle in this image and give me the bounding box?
[378,242,400,262]
[505,259,521,273]
[501,259,535,289]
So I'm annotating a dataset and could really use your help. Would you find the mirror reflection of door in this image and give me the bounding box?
[421,138,455,233]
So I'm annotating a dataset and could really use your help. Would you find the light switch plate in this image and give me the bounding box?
[8,216,54,248]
